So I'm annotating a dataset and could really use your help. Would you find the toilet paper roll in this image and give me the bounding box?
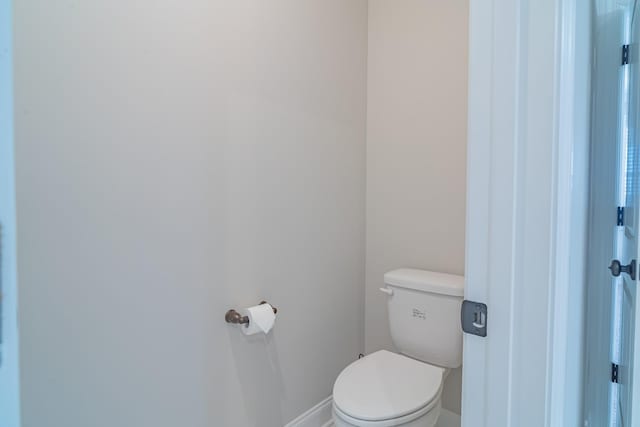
[240,303,276,335]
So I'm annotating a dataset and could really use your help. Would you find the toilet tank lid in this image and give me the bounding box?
[384,269,464,297]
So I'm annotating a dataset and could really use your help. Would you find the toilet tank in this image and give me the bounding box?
[383,269,464,368]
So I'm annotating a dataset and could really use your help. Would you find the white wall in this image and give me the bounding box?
[0,0,20,426]
[13,2,367,426]
[365,0,469,414]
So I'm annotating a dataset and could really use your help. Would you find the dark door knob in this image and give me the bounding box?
[609,259,637,280]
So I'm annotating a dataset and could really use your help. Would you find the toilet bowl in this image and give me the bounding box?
[332,350,446,427]
[331,269,464,427]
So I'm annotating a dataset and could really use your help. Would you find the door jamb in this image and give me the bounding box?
[462,1,590,426]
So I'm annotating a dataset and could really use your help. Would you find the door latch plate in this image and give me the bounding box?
[461,300,487,337]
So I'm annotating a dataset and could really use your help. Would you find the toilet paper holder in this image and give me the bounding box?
[225,301,278,325]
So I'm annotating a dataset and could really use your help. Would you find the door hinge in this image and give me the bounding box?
[623,44,630,65]
[612,363,619,383]
[618,206,625,226]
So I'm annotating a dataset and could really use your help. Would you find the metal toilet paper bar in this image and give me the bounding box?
[225,301,278,326]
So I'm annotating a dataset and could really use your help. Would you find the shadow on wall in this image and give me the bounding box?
[228,329,286,426]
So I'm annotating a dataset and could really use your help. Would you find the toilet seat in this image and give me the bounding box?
[333,397,441,427]
[332,350,445,425]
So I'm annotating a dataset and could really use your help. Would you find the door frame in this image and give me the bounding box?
[0,1,20,426]
[462,0,591,426]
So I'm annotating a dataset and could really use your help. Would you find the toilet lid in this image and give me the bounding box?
[332,350,444,422]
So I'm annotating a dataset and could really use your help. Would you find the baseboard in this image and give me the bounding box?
[284,396,333,427]
[438,409,461,427]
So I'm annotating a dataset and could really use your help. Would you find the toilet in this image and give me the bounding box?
[332,269,464,427]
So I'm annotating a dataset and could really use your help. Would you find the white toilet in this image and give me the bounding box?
[332,269,464,427]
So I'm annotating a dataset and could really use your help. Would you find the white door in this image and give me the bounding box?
[583,2,640,426]
[462,0,608,426]
[583,5,628,425]
[615,31,639,422]
[621,3,640,424]
[462,1,568,426]
[584,2,640,426]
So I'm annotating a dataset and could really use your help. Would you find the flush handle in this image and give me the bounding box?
[379,287,393,296]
